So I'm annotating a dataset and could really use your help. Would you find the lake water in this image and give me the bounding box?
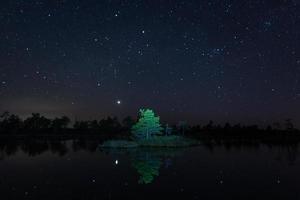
[0,139,299,199]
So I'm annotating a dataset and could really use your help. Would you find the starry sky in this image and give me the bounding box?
[0,0,300,126]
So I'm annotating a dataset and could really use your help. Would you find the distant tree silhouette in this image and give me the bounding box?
[285,119,294,131]
[233,123,241,130]
[224,122,231,130]
[266,125,272,131]
[73,121,89,131]
[89,120,100,131]
[177,121,188,135]
[122,116,135,131]
[99,117,121,133]
[61,116,70,128]
[164,124,173,135]
[0,111,10,119]
[51,116,70,132]
[0,111,299,138]
[0,112,22,133]
[204,120,214,130]
[273,122,281,130]
[23,113,51,131]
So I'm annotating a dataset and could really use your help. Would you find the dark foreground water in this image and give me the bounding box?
[0,139,300,199]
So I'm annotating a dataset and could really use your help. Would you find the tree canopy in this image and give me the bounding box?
[132,109,163,140]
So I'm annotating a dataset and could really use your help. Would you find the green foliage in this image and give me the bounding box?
[100,146,187,184]
[132,158,162,184]
[132,109,163,140]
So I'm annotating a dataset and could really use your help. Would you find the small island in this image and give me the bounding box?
[100,109,198,148]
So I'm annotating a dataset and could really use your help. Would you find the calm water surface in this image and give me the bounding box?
[0,140,299,199]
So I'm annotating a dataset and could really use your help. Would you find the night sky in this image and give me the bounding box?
[0,0,299,126]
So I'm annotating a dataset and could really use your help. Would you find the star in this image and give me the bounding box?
[277,179,281,184]
[0,0,298,130]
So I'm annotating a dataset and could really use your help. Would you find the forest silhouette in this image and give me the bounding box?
[0,111,299,144]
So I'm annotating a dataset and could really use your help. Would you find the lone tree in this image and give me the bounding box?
[132,109,163,140]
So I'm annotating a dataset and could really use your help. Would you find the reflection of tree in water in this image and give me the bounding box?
[132,153,162,184]
[0,139,72,158]
[0,139,299,177]
[48,140,68,156]
[102,148,184,184]
[0,139,104,159]
[21,140,48,156]
[274,144,299,165]
[72,139,99,153]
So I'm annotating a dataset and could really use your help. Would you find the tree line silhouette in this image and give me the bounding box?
[0,112,135,136]
[0,112,299,140]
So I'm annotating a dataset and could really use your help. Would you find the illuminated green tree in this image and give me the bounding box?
[132,109,163,140]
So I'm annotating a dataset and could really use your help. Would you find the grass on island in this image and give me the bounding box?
[100,140,139,148]
[101,135,198,148]
[138,135,198,147]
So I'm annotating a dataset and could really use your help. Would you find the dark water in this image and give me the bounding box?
[0,139,300,199]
